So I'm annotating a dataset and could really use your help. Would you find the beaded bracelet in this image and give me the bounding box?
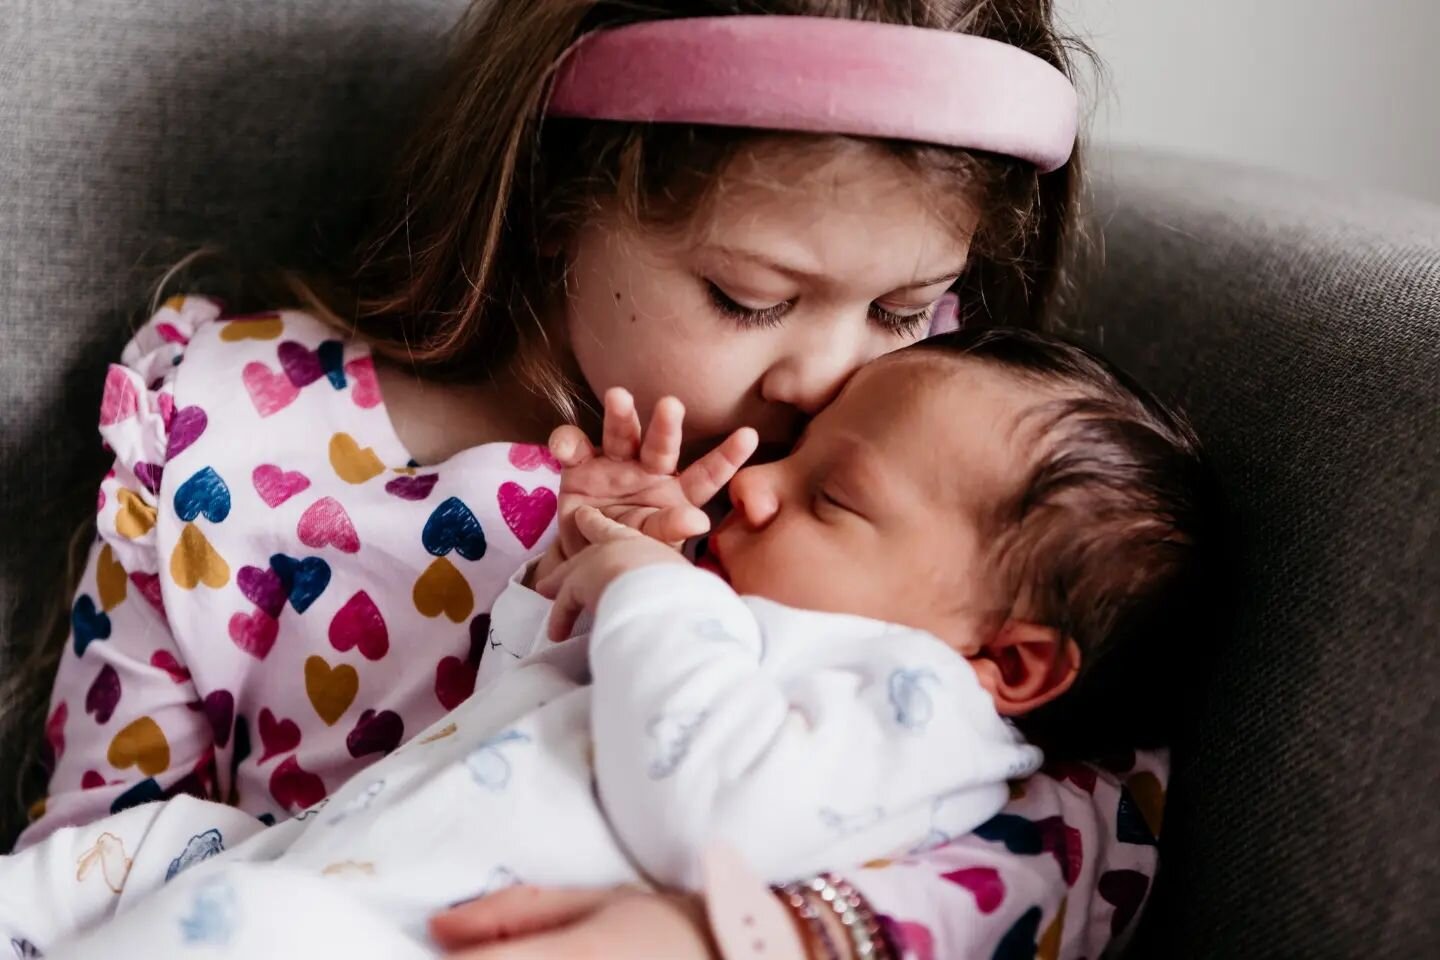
[776,883,842,960]
[808,874,894,960]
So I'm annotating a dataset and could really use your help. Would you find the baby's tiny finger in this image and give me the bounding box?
[639,396,685,476]
[645,505,711,545]
[548,425,595,468]
[679,427,759,506]
[601,388,642,461]
[547,586,582,643]
[574,505,636,544]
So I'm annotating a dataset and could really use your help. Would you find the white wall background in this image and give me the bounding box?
[1057,0,1440,203]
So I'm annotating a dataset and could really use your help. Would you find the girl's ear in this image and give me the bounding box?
[966,620,1079,716]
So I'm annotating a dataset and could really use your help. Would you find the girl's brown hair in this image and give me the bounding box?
[307,0,1091,420]
[5,0,1088,844]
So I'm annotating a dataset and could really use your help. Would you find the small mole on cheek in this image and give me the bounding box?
[630,314,637,324]
[613,291,622,302]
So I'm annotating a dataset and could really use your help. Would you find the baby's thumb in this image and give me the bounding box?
[574,505,637,545]
[644,505,710,545]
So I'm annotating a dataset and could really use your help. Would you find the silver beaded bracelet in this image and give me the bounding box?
[776,883,842,960]
[776,876,894,960]
[809,874,893,960]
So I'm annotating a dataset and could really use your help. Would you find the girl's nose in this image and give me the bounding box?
[759,322,871,416]
[728,464,781,530]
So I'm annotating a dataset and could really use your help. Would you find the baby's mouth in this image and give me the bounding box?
[695,531,731,584]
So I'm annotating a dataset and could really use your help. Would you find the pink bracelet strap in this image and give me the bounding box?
[702,845,808,960]
[548,16,1078,172]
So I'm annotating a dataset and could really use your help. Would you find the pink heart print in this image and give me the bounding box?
[155,322,190,345]
[498,482,557,549]
[85,665,122,725]
[45,702,67,762]
[98,367,140,426]
[940,866,1006,914]
[508,443,562,473]
[243,361,301,418]
[329,591,389,661]
[229,609,279,660]
[129,572,167,620]
[269,755,326,811]
[345,357,382,409]
[253,465,311,508]
[258,707,303,764]
[157,393,176,431]
[164,406,209,461]
[150,650,191,684]
[298,497,361,553]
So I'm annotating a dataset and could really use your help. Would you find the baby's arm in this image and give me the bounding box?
[567,520,1041,890]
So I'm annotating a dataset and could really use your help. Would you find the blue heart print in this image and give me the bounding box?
[991,905,1043,960]
[71,594,112,656]
[819,806,885,835]
[647,712,708,780]
[423,497,487,561]
[1115,784,1159,846]
[111,777,165,815]
[179,878,238,947]
[888,668,939,731]
[319,340,347,390]
[974,813,1044,855]
[174,466,231,523]
[268,553,332,614]
[165,828,225,883]
[326,779,386,826]
[466,730,531,791]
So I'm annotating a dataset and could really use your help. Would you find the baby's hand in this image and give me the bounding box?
[545,388,756,563]
[536,506,690,642]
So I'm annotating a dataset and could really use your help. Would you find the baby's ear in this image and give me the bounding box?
[967,620,1080,717]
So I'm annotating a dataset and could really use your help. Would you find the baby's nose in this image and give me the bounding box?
[728,465,780,529]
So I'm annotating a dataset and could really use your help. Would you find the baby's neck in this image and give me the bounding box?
[376,361,561,465]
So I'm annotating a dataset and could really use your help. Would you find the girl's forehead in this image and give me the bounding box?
[688,142,977,283]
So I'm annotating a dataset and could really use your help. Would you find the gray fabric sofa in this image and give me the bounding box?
[2,1,1437,956]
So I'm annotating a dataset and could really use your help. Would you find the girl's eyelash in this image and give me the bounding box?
[706,281,935,335]
[870,302,936,335]
[706,282,790,329]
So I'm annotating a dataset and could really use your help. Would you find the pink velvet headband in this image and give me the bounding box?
[547,16,1078,173]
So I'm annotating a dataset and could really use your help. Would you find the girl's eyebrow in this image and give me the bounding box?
[701,244,964,291]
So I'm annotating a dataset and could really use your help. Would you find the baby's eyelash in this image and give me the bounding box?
[705,283,790,329]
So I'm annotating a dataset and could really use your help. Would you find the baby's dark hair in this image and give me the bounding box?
[913,326,1227,754]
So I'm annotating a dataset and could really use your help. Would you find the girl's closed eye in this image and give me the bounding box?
[870,299,939,335]
[706,279,940,337]
[705,281,792,329]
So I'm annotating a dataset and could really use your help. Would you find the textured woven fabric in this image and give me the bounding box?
[1,1,1438,955]
[1069,152,1440,957]
[0,0,466,839]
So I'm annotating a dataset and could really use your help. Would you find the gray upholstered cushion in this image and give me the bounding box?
[0,0,465,832]
[2,2,1437,955]
[1070,152,1440,957]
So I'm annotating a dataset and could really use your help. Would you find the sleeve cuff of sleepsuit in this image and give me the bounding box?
[592,563,743,637]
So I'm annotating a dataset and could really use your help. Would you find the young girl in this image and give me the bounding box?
[15,1,1162,957]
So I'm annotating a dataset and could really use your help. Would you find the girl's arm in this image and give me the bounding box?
[18,303,224,850]
[17,519,216,848]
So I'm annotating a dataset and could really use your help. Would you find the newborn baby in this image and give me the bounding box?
[0,328,1215,960]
